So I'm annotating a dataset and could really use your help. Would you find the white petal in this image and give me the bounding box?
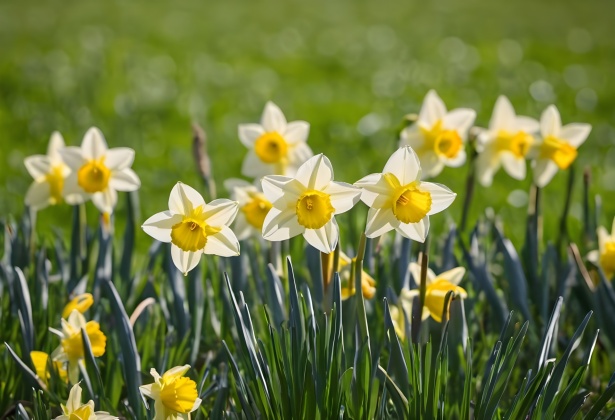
[241,150,275,178]
[439,267,466,285]
[489,96,516,132]
[365,207,398,238]
[418,90,447,128]
[238,123,265,148]
[408,262,436,286]
[501,153,527,180]
[399,125,423,149]
[24,155,51,179]
[171,246,203,275]
[203,199,238,226]
[324,181,361,214]
[420,182,456,215]
[109,169,140,192]
[142,211,182,243]
[204,225,240,257]
[94,413,119,420]
[442,108,476,138]
[295,154,334,190]
[445,149,466,167]
[168,183,205,215]
[396,217,430,242]
[475,150,500,187]
[262,208,304,241]
[540,105,561,137]
[261,175,304,206]
[81,127,108,160]
[383,146,421,185]
[560,123,591,148]
[303,218,339,254]
[105,148,135,171]
[62,173,89,205]
[233,214,253,241]
[191,398,203,412]
[611,217,615,237]
[223,178,252,196]
[533,159,559,188]
[597,226,610,253]
[47,131,66,162]
[288,142,314,165]
[418,150,444,179]
[283,121,310,144]
[261,101,287,132]
[92,188,118,214]
[139,383,155,399]
[66,384,83,412]
[59,147,84,170]
[516,116,540,134]
[355,173,393,209]
[25,181,51,210]
[587,250,599,263]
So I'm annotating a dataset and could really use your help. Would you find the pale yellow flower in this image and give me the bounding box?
[62,293,94,318]
[30,350,67,385]
[53,383,117,420]
[588,217,615,281]
[224,178,273,241]
[140,365,202,420]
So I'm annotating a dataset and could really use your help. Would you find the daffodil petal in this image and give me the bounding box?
[418,90,447,128]
[383,147,420,186]
[24,155,51,179]
[139,383,155,399]
[241,150,275,178]
[168,183,205,215]
[58,147,85,171]
[364,207,398,238]
[419,182,456,215]
[238,123,265,148]
[501,153,526,180]
[92,189,117,214]
[399,125,422,149]
[516,116,540,133]
[442,108,476,137]
[283,121,310,144]
[261,175,304,206]
[438,266,466,285]
[303,219,339,254]
[324,181,360,214]
[62,173,89,205]
[560,123,591,148]
[408,262,436,286]
[261,101,287,132]
[66,384,83,412]
[171,246,203,275]
[533,159,559,188]
[204,226,240,257]
[396,217,430,242]
[489,96,516,132]
[233,215,252,241]
[289,142,314,165]
[105,148,135,171]
[445,149,467,167]
[475,151,500,187]
[540,105,561,137]
[295,154,333,190]
[142,211,182,243]
[417,150,443,179]
[110,168,141,191]
[262,208,303,241]
[162,365,192,381]
[25,181,51,210]
[202,199,238,226]
[224,178,252,193]
[47,131,66,162]
[81,127,108,160]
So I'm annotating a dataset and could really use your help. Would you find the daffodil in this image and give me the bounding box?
[261,154,361,254]
[399,90,476,178]
[355,146,456,242]
[239,101,314,178]
[475,96,539,187]
[142,182,240,275]
[54,383,117,420]
[62,293,94,318]
[588,217,615,281]
[140,365,202,420]
[224,178,273,240]
[399,263,467,323]
[30,350,67,385]
[337,252,377,300]
[60,127,141,214]
[388,303,406,341]
[24,131,71,210]
[51,310,107,384]
[531,105,591,187]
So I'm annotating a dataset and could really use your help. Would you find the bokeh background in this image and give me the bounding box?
[1,0,614,244]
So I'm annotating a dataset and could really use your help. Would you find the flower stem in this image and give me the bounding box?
[460,144,478,232]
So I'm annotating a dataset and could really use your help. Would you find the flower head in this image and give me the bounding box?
[24,131,71,210]
[51,310,107,384]
[140,365,202,420]
[142,182,240,275]
[400,90,476,178]
[239,101,314,178]
[59,127,140,214]
[588,217,615,281]
[532,105,591,187]
[355,146,456,242]
[261,154,361,253]
[62,293,94,319]
[31,350,67,385]
[400,263,467,323]
[337,252,376,300]
[224,178,273,241]
[475,96,539,186]
[54,383,117,420]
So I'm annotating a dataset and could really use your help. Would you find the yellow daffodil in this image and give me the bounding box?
[475,96,539,187]
[588,217,615,281]
[62,293,94,318]
[60,127,141,214]
[24,131,71,210]
[355,146,456,242]
[142,182,240,275]
[400,90,476,178]
[224,178,273,241]
[337,252,377,300]
[51,310,107,384]
[30,350,67,385]
[54,383,117,420]
[140,365,202,420]
[261,154,361,254]
[388,303,406,342]
[531,105,591,187]
[399,263,467,323]
[239,101,314,178]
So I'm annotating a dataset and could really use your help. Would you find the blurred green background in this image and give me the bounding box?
[1,0,614,244]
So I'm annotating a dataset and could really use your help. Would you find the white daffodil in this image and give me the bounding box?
[355,146,456,242]
[142,182,240,275]
[51,310,107,384]
[140,365,202,420]
[261,154,361,254]
[59,127,140,214]
[532,105,591,187]
[399,263,467,323]
[239,101,314,178]
[400,90,476,178]
[587,217,615,281]
[54,383,117,420]
[24,131,71,210]
[224,178,273,241]
[475,96,540,187]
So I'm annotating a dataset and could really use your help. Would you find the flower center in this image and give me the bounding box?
[539,135,578,169]
[495,130,533,158]
[77,158,111,193]
[69,405,93,420]
[170,205,221,252]
[242,193,273,229]
[384,173,432,224]
[420,120,463,159]
[61,321,106,360]
[600,241,615,280]
[160,376,199,413]
[296,190,335,229]
[45,165,65,204]
[254,132,288,164]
